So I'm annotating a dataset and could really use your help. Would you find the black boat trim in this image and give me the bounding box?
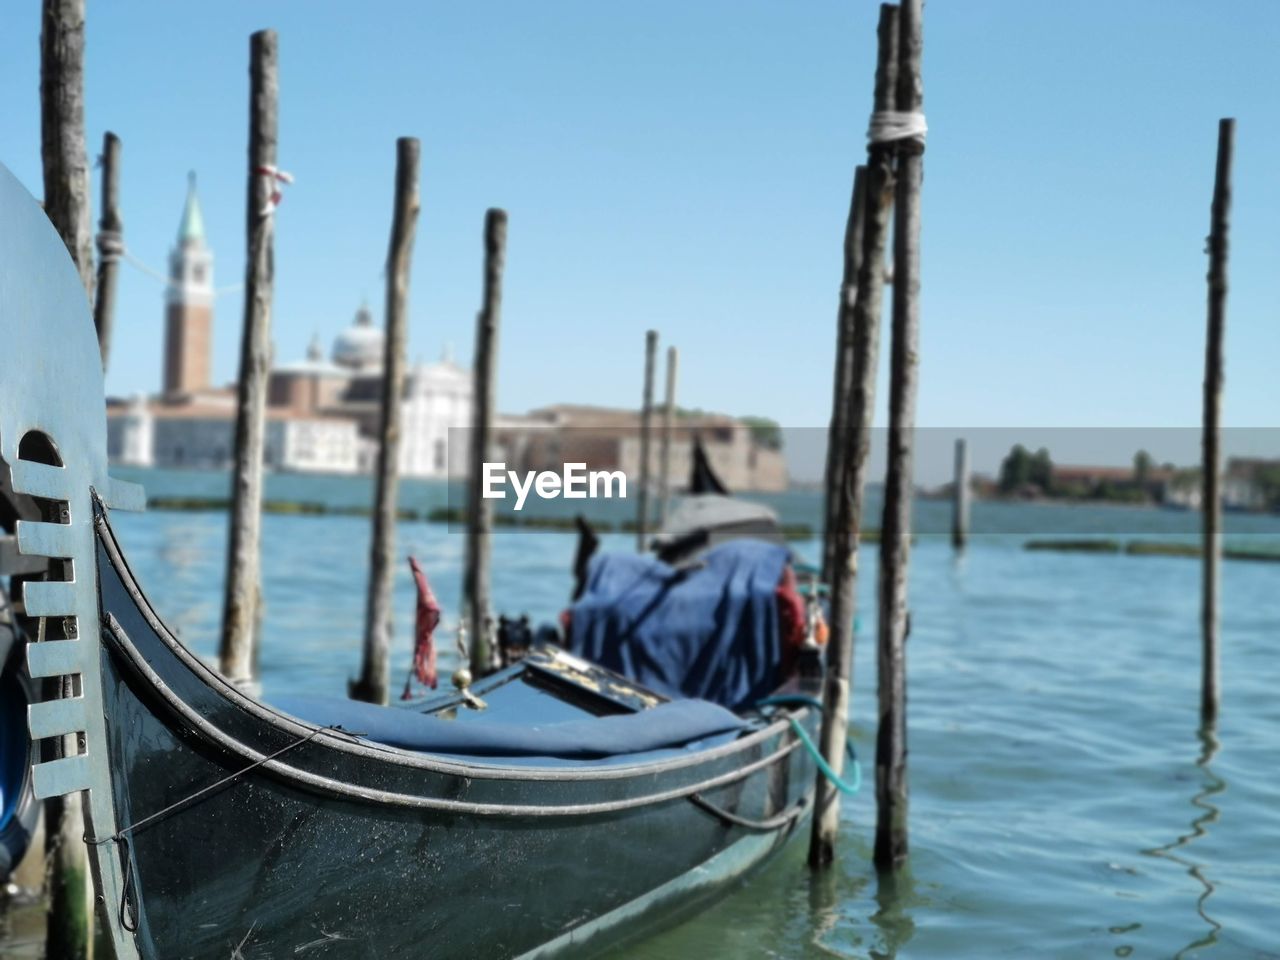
[94,502,802,785]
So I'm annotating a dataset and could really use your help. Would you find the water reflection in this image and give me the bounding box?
[868,866,918,960]
[1141,724,1224,959]
[807,860,868,957]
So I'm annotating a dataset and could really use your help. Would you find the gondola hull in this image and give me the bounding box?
[94,521,818,959]
[0,159,825,960]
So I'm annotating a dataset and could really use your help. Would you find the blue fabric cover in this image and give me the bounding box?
[0,668,27,831]
[569,540,790,711]
[271,694,746,759]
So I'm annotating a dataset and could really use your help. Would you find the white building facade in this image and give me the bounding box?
[105,179,470,478]
[401,353,472,478]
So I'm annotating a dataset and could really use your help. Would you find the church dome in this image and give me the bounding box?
[331,303,383,370]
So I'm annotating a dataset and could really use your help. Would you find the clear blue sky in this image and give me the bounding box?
[1,2,1277,480]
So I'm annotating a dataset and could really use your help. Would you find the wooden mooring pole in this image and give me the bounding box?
[41,0,93,301]
[952,437,969,550]
[465,209,506,677]
[40,2,94,955]
[39,1,97,953]
[810,4,899,871]
[636,330,658,550]
[353,138,420,705]
[821,165,869,586]
[658,346,679,526]
[874,0,925,873]
[220,29,279,686]
[93,131,122,370]
[1201,118,1233,727]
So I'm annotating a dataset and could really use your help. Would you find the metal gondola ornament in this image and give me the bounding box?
[0,162,145,959]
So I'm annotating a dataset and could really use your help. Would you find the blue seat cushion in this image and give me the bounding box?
[271,694,747,760]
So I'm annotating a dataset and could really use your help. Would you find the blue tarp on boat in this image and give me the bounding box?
[569,539,791,711]
[272,694,746,760]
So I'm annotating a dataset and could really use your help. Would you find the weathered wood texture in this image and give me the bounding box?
[874,0,924,873]
[353,138,420,706]
[220,30,279,684]
[809,3,899,871]
[658,346,679,525]
[93,132,122,370]
[952,437,969,550]
[41,0,94,300]
[636,330,659,550]
[465,209,507,676]
[821,165,869,585]
[1201,118,1233,726]
[40,3,95,954]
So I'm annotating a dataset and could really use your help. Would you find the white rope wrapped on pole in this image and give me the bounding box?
[866,110,928,148]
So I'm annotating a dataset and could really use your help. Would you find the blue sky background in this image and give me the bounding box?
[0,2,1277,480]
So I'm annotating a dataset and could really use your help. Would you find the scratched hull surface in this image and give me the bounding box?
[94,521,817,959]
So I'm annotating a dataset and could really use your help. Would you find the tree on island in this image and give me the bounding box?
[740,416,783,451]
[998,444,1031,492]
[999,444,1054,494]
[1030,447,1053,490]
[1134,449,1153,488]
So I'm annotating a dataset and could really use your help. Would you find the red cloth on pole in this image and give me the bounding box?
[405,556,440,695]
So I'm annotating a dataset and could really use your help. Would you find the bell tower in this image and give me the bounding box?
[163,172,214,397]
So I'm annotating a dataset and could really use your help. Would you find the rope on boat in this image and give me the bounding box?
[83,723,353,932]
[756,695,862,797]
[687,696,860,832]
[688,794,807,833]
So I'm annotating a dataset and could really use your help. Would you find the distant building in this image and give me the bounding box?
[163,173,214,398]
[265,306,472,476]
[107,176,783,488]
[1222,457,1275,511]
[1049,463,1173,499]
[107,176,471,477]
[1162,474,1202,510]
[106,395,154,468]
[1143,458,1277,512]
[494,404,787,493]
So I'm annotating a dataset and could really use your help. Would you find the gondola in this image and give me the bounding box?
[1,164,835,958]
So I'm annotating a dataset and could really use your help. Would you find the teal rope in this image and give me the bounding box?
[756,695,861,796]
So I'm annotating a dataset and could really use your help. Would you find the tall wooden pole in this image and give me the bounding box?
[465,209,506,677]
[41,0,93,301]
[352,138,420,705]
[1201,118,1233,727]
[810,4,899,871]
[952,437,969,550]
[636,330,658,550]
[658,346,679,525]
[220,30,278,685]
[875,0,925,873]
[40,2,94,955]
[821,165,869,585]
[93,132,122,371]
